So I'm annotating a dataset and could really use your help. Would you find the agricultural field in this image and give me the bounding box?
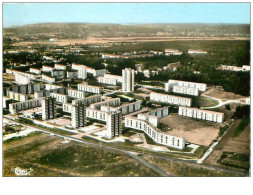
[3,132,160,177]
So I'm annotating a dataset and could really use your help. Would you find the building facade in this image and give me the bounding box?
[122,68,135,93]
[42,97,57,120]
[78,83,102,94]
[107,111,122,138]
[150,92,192,107]
[172,85,199,96]
[178,106,224,123]
[71,102,86,128]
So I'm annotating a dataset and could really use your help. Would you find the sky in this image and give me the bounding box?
[3,3,250,27]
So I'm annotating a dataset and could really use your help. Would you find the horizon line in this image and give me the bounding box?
[4,21,250,28]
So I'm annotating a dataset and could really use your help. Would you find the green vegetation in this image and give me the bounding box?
[144,156,243,177]
[219,125,229,136]
[3,109,9,115]
[233,105,250,119]
[218,152,250,171]
[232,118,250,138]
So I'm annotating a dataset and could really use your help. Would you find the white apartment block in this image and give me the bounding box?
[173,85,199,96]
[107,111,122,138]
[188,49,207,54]
[63,95,102,113]
[115,101,141,115]
[150,92,192,107]
[6,69,38,80]
[78,83,102,94]
[104,74,123,83]
[29,68,41,74]
[218,65,251,72]
[54,64,66,70]
[51,70,65,77]
[86,108,108,122]
[71,102,86,129]
[63,103,73,113]
[86,67,107,77]
[45,84,62,90]
[42,65,54,72]
[67,71,78,78]
[7,91,28,102]
[150,107,169,117]
[15,74,31,85]
[178,106,224,123]
[9,98,42,114]
[35,91,51,99]
[4,83,41,95]
[68,89,85,99]
[42,97,57,120]
[90,98,121,110]
[166,79,207,92]
[125,116,185,149]
[71,63,87,79]
[42,74,56,83]
[164,49,183,56]
[98,77,117,85]
[50,93,68,104]
[122,68,135,93]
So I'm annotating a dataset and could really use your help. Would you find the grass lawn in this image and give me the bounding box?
[3,132,160,177]
[232,118,250,138]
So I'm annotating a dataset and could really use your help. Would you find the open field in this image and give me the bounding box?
[142,156,246,176]
[204,86,247,100]
[160,115,221,146]
[13,36,250,46]
[205,119,250,169]
[3,132,160,177]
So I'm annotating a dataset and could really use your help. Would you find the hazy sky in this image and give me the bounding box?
[3,3,250,27]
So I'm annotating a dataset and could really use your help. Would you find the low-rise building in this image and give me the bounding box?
[9,98,42,114]
[103,74,123,83]
[15,74,31,85]
[78,83,102,94]
[165,79,207,92]
[50,93,68,104]
[150,92,192,107]
[54,64,66,70]
[7,91,28,101]
[178,106,224,123]
[29,68,41,74]
[188,49,207,54]
[98,76,117,85]
[42,74,56,83]
[173,85,199,96]
[125,115,185,149]
[42,65,54,72]
[165,49,183,56]
[68,89,85,99]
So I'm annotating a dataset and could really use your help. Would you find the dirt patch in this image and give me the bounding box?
[204,86,247,100]
[205,119,250,165]
[13,36,250,46]
[160,115,221,146]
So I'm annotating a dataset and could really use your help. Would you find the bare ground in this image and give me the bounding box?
[204,86,247,100]
[205,119,250,165]
[160,115,221,146]
[13,36,250,46]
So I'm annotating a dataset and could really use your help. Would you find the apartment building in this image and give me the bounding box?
[42,74,56,83]
[173,85,199,96]
[42,97,57,120]
[77,83,102,94]
[150,92,192,107]
[122,68,135,93]
[98,76,117,85]
[9,98,42,114]
[165,79,207,92]
[50,93,68,104]
[68,89,85,99]
[7,91,28,102]
[15,74,31,85]
[29,67,41,75]
[71,102,86,128]
[107,111,122,138]
[178,106,224,123]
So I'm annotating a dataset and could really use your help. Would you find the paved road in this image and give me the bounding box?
[3,117,169,177]
[201,94,250,109]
